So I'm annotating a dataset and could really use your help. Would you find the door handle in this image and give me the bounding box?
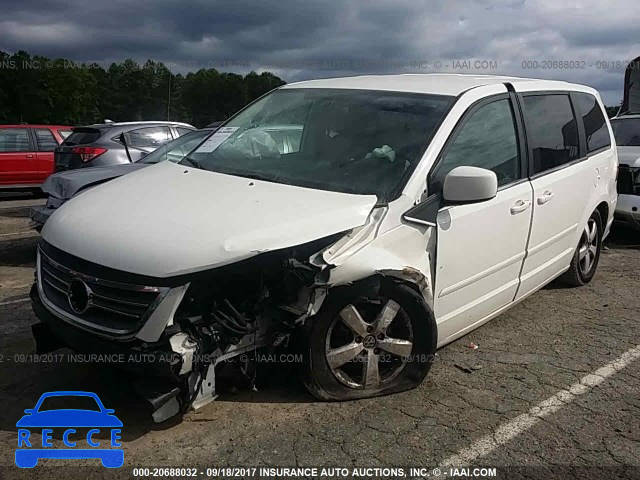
[537,190,554,205]
[26,154,34,158]
[510,199,531,215]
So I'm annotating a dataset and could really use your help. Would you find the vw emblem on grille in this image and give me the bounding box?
[67,278,92,314]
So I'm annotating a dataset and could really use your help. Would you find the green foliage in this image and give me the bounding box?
[0,51,285,127]
[605,105,620,118]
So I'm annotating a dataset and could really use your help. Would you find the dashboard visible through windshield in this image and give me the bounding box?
[181,88,454,202]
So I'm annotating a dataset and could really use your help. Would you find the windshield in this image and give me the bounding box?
[138,129,212,164]
[611,118,640,146]
[181,88,454,202]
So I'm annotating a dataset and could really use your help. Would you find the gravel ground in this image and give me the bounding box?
[0,197,638,479]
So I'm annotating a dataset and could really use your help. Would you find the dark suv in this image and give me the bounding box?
[54,121,194,171]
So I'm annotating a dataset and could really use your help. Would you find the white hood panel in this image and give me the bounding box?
[42,161,377,277]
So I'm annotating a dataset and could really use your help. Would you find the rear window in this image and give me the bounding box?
[611,118,640,146]
[63,128,103,145]
[573,92,611,153]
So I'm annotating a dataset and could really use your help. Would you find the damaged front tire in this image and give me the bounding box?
[299,279,437,401]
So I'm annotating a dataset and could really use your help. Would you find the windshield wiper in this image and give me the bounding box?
[181,156,204,170]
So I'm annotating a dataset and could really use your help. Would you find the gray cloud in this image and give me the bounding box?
[1,0,639,104]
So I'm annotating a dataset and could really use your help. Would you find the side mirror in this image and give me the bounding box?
[443,166,498,204]
[24,409,34,414]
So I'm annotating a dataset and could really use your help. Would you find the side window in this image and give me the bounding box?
[522,94,579,175]
[124,127,172,148]
[573,92,611,154]
[0,128,31,152]
[176,127,194,136]
[431,98,521,189]
[35,129,59,151]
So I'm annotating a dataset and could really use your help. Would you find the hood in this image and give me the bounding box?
[42,163,149,199]
[617,146,640,168]
[42,161,378,278]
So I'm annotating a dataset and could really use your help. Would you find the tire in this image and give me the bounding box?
[559,209,603,287]
[298,279,437,401]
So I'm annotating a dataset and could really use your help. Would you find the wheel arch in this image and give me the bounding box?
[595,201,609,235]
[312,272,437,335]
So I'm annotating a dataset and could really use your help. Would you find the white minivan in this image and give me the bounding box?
[31,74,617,421]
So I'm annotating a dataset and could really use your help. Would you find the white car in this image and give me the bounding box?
[610,114,640,229]
[30,74,617,421]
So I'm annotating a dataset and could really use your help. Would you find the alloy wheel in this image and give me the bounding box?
[578,218,599,276]
[324,299,413,389]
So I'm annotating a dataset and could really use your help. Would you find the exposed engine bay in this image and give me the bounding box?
[161,234,341,421]
[31,233,343,422]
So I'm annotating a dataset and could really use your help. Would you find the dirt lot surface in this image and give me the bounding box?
[0,196,638,479]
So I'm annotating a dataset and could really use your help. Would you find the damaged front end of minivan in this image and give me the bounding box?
[30,232,336,422]
[30,202,438,422]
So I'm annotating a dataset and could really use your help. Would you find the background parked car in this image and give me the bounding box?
[54,121,194,172]
[0,124,73,190]
[610,113,640,230]
[30,127,215,230]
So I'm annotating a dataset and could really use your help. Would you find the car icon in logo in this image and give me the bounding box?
[15,391,124,468]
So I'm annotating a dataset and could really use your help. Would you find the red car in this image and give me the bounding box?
[0,125,73,190]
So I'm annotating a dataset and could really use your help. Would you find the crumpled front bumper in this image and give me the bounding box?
[29,205,55,228]
[614,194,640,230]
[29,283,182,379]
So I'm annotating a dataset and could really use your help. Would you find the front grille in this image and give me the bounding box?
[38,247,168,336]
[618,165,640,195]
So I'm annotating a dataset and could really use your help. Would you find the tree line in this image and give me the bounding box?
[0,50,622,126]
[0,51,285,128]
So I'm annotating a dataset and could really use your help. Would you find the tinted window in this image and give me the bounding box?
[523,94,579,174]
[611,118,640,146]
[432,98,520,188]
[573,92,611,153]
[58,129,73,139]
[35,128,59,151]
[125,126,172,148]
[63,128,102,145]
[0,128,30,152]
[176,127,194,136]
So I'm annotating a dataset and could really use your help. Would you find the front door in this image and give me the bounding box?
[428,95,533,344]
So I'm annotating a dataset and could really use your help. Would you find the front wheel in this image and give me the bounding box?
[559,210,603,287]
[299,280,437,401]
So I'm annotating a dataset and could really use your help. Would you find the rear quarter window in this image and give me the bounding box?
[57,129,73,140]
[35,129,59,151]
[573,92,611,153]
[124,126,172,148]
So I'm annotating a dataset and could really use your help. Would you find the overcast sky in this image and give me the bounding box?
[1,0,638,105]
